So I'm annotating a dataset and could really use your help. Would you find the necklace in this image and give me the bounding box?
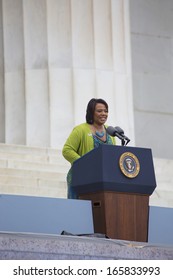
[95,130,105,138]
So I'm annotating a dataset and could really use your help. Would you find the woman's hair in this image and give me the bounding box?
[86,98,108,124]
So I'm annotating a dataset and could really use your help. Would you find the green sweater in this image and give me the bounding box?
[62,123,116,164]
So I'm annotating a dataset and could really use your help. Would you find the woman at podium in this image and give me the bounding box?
[62,98,116,199]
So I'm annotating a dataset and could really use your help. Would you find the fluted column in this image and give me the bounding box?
[24,0,50,147]
[47,0,73,147]
[2,0,25,144]
[71,0,96,123]
[111,0,134,140]
[93,0,115,126]
[0,0,5,142]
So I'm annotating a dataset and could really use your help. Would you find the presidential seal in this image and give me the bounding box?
[119,152,140,178]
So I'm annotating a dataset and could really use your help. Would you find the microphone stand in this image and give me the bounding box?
[121,138,130,146]
[121,139,125,146]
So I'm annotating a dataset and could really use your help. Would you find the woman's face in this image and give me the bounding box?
[93,103,108,125]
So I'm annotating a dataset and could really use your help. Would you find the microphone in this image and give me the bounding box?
[114,126,130,142]
[106,126,124,140]
[106,126,130,145]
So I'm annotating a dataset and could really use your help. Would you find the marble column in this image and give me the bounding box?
[2,0,25,144]
[111,0,135,142]
[0,0,5,142]
[71,0,96,124]
[47,0,74,147]
[24,0,50,147]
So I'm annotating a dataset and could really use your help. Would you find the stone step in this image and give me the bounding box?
[151,189,173,200]
[150,197,173,208]
[0,142,61,156]
[0,158,69,173]
[0,143,70,181]
[0,167,67,180]
[0,181,67,198]
[0,171,67,197]
[0,150,67,165]
[0,144,69,163]
[0,174,66,188]
[154,158,173,179]
[0,143,70,167]
[150,190,173,208]
[0,143,69,198]
[152,182,173,192]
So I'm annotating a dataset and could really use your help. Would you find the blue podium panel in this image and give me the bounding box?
[148,206,173,245]
[0,194,94,235]
[71,145,156,196]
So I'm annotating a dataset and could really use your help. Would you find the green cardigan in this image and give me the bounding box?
[62,123,116,164]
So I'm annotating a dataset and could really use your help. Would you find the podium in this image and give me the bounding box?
[71,145,156,242]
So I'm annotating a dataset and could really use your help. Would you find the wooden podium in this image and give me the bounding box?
[71,145,156,242]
